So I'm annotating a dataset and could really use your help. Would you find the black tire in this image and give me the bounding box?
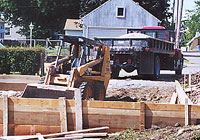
[111,68,120,79]
[94,82,106,101]
[175,58,183,75]
[76,81,93,100]
[154,56,160,80]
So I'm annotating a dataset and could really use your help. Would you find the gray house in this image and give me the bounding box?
[81,0,161,39]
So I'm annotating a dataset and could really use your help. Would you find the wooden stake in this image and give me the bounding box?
[3,95,8,136]
[170,92,178,104]
[59,97,68,132]
[189,73,191,89]
[75,89,83,130]
[185,98,189,126]
[140,102,145,131]
[184,74,186,90]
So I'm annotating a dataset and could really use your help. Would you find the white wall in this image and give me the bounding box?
[4,24,26,40]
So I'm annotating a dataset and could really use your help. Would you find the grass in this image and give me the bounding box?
[46,48,70,56]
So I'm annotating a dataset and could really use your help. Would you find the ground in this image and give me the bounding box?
[1,51,200,139]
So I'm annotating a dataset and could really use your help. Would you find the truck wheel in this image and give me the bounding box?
[94,82,106,101]
[154,56,160,79]
[111,69,120,79]
[77,81,93,100]
[175,58,183,75]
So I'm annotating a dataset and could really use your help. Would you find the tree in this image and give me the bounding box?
[0,0,80,38]
[80,0,172,27]
[182,1,200,44]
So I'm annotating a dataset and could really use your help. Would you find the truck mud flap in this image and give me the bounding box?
[139,52,154,75]
[22,84,76,99]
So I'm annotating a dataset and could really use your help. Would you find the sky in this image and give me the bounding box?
[183,0,196,17]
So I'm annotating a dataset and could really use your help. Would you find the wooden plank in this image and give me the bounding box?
[175,80,193,105]
[146,110,185,118]
[59,97,68,132]
[3,95,8,136]
[170,92,177,104]
[145,103,185,111]
[82,100,140,110]
[140,102,145,131]
[37,133,45,140]
[185,98,189,126]
[0,126,109,139]
[83,114,140,129]
[75,89,83,130]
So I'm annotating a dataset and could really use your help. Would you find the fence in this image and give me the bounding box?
[1,93,200,136]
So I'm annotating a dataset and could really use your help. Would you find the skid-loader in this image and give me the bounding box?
[22,36,110,100]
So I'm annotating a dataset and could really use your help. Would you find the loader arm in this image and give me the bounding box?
[77,57,104,76]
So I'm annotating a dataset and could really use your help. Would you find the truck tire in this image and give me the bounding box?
[154,56,160,79]
[175,58,183,75]
[76,81,93,100]
[111,69,120,79]
[94,82,106,101]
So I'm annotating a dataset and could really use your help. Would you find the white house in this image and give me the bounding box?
[0,19,4,39]
[64,19,83,36]
[4,23,26,40]
[81,0,161,39]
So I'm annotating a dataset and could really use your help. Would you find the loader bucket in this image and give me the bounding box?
[22,84,76,99]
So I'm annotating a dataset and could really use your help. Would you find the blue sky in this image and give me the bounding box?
[183,0,196,16]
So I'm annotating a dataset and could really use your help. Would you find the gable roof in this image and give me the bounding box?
[64,19,82,30]
[81,0,160,22]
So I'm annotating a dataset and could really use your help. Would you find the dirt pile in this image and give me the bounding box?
[106,79,175,103]
[107,125,200,140]
[179,72,200,104]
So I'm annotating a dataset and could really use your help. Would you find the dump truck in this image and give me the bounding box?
[23,36,111,100]
[95,32,183,79]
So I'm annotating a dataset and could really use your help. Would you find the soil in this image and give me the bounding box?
[107,125,200,140]
[106,79,175,103]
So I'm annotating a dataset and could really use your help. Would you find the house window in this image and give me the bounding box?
[116,7,125,17]
[5,27,10,35]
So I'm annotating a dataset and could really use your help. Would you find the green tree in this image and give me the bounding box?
[0,0,80,38]
[80,0,172,27]
[182,1,200,44]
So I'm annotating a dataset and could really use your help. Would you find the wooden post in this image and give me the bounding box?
[59,97,68,132]
[75,89,83,130]
[185,98,189,126]
[3,95,8,136]
[184,74,186,90]
[40,53,44,77]
[140,102,145,131]
[189,73,191,90]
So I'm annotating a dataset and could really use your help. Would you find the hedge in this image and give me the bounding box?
[0,47,45,75]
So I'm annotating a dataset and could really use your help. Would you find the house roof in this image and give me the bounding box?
[81,0,160,22]
[64,19,82,31]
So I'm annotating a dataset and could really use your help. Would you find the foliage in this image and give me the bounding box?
[80,0,172,28]
[0,0,80,39]
[182,1,200,45]
[0,47,45,75]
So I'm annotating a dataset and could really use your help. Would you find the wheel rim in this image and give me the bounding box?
[98,88,105,101]
[85,86,93,100]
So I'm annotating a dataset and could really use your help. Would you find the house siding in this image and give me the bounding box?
[82,0,160,39]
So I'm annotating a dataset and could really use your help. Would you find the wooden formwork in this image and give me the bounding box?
[1,94,200,136]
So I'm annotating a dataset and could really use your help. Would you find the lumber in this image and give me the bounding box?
[185,98,189,126]
[37,133,45,140]
[170,92,178,104]
[47,136,83,140]
[66,132,108,138]
[175,80,193,105]
[0,126,109,139]
[75,89,83,130]
[3,95,8,136]
[140,102,145,131]
[59,97,68,132]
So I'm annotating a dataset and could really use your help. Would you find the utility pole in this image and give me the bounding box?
[175,0,184,49]
[171,0,176,27]
[29,22,34,48]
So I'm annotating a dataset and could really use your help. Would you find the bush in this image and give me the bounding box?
[0,47,45,75]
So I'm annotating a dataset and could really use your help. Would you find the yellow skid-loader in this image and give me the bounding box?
[22,36,110,100]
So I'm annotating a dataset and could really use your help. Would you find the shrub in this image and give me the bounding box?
[0,47,45,75]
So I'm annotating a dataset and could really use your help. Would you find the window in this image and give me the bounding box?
[5,27,10,36]
[116,7,125,17]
